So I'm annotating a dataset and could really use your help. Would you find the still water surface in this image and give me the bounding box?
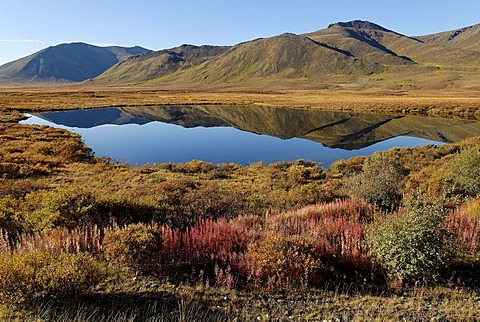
[21,105,480,166]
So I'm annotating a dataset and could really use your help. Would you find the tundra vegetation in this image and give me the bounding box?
[0,88,480,320]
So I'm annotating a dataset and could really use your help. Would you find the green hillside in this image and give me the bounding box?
[94,44,229,84]
[93,20,480,89]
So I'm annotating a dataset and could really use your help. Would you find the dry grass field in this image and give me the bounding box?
[1,85,480,120]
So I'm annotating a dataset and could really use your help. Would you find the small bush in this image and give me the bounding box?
[368,196,451,285]
[103,223,162,273]
[0,196,24,234]
[0,249,104,306]
[247,234,323,288]
[352,152,406,212]
[448,150,480,196]
[25,188,99,231]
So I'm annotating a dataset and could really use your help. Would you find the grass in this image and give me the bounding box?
[0,85,480,120]
[1,87,480,320]
[1,283,479,321]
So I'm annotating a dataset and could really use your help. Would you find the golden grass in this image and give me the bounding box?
[0,84,479,119]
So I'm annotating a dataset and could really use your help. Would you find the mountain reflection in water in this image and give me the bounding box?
[21,105,480,166]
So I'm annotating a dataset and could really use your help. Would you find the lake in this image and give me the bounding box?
[20,105,480,166]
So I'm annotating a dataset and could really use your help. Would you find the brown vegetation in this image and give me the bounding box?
[1,86,480,123]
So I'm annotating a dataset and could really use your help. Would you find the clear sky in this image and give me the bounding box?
[1,0,479,65]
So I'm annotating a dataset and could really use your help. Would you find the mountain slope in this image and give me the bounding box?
[308,20,480,67]
[94,44,229,84]
[147,33,384,85]
[93,20,480,88]
[305,21,416,66]
[0,43,150,83]
[417,23,480,51]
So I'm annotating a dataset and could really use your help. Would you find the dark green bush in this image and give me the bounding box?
[352,152,405,212]
[448,150,480,196]
[368,196,451,285]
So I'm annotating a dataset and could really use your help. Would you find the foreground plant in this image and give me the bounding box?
[0,249,104,306]
[368,196,451,286]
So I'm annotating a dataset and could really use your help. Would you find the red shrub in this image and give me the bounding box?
[259,198,374,279]
[3,226,102,256]
[446,198,480,256]
[160,217,247,277]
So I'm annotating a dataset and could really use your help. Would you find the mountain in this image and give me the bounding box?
[4,21,479,89]
[165,33,384,84]
[417,23,480,51]
[94,44,230,84]
[96,32,384,86]
[308,21,480,66]
[93,20,480,89]
[305,21,416,66]
[0,43,150,83]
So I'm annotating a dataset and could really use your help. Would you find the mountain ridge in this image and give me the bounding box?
[2,20,479,89]
[95,20,480,88]
[0,42,150,83]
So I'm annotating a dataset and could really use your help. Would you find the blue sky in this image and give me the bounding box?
[1,0,479,65]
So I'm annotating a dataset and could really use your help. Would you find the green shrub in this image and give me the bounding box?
[448,150,480,196]
[103,223,162,273]
[352,152,405,212]
[368,197,451,285]
[0,250,104,306]
[24,187,100,231]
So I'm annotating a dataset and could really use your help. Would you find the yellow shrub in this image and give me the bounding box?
[103,223,162,273]
[248,234,323,287]
[0,250,104,305]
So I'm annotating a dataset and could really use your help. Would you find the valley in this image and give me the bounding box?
[1,19,480,321]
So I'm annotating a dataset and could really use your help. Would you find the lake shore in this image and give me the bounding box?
[1,85,480,120]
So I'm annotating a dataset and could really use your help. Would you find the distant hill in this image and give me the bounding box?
[307,21,480,66]
[93,20,480,89]
[164,33,384,84]
[305,21,417,66]
[3,20,480,89]
[0,43,150,83]
[96,31,384,85]
[94,44,230,84]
